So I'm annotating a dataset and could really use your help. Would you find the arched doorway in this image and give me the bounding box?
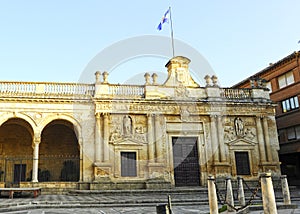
[40,120,80,182]
[0,118,34,187]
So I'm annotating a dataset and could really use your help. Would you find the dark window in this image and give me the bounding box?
[235,152,250,175]
[282,96,299,113]
[287,125,300,141]
[278,129,286,143]
[121,152,137,177]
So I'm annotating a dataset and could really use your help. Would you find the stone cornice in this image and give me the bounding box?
[94,99,275,116]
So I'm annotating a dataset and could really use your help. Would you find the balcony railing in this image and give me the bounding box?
[0,81,95,96]
[0,81,256,101]
[221,88,252,99]
[108,84,145,97]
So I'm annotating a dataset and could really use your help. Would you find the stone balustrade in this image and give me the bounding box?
[108,84,145,97]
[221,88,252,99]
[0,81,267,102]
[0,81,95,96]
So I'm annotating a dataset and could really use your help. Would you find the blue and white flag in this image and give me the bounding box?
[157,8,170,31]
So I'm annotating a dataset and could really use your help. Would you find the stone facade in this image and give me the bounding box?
[0,56,281,190]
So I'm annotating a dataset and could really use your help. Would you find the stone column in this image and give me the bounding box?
[226,176,235,212]
[32,136,40,182]
[217,115,226,162]
[103,113,109,162]
[154,114,163,163]
[95,113,102,162]
[147,114,155,163]
[210,116,219,162]
[237,176,245,207]
[256,116,266,162]
[260,172,278,214]
[281,175,291,205]
[207,176,218,214]
[263,117,273,162]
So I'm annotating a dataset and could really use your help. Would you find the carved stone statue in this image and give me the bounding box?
[123,115,132,136]
[234,117,244,137]
[110,127,122,142]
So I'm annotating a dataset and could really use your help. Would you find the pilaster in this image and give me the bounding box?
[256,116,266,162]
[210,115,219,163]
[147,114,155,163]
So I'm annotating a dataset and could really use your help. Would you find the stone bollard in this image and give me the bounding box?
[237,176,245,207]
[207,176,219,214]
[281,175,291,205]
[226,176,235,212]
[156,204,170,214]
[260,172,278,214]
[156,195,172,214]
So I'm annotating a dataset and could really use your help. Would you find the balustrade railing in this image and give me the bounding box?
[0,81,95,96]
[221,88,252,99]
[108,84,145,97]
[0,81,255,100]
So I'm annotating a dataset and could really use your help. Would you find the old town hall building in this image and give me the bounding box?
[0,56,281,192]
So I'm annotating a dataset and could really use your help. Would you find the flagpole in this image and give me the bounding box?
[169,6,175,57]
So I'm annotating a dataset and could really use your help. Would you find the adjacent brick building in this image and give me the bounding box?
[233,51,300,185]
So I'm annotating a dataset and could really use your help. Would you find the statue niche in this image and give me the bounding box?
[234,117,244,137]
[123,115,132,136]
[109,115,147,144]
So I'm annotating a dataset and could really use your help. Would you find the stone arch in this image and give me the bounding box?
[0,112,38,137]
[39,114,82,147]
[0,116,36,185]
[39,114,82,182]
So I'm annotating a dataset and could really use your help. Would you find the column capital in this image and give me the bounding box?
[210,115,217,121]
[256,114,267,119]
[95,112,101,119]
[103,112,110,117]
[147,113,154,117]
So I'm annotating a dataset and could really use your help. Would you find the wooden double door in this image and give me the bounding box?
[172,137,200,187]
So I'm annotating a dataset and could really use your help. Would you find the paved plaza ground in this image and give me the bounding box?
[0,191,298,214]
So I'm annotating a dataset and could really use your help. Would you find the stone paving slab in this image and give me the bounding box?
[1,206,300,214]
[0,190,299,213]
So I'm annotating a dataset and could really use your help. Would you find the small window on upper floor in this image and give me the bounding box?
[282,96,299,113]
[278,71,294,89]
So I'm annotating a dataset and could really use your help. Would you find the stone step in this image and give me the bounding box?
[68,187,300,205]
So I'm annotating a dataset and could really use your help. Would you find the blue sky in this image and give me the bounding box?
[0,1,300,87]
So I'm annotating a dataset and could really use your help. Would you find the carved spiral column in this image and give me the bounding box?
[103,113,110,162]
[256,116,266,162]
[154,114,163,163]
[95,113,102,162]
[263,117,273,162]
[217,115,226,162]
[210,115,219,163]
[32,136,40,182]
[147,114,155,163]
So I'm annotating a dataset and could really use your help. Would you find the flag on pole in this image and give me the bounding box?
[157,8,170,31]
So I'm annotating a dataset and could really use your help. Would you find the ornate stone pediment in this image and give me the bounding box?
[110,138,146,146]
[226,138,257,147]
